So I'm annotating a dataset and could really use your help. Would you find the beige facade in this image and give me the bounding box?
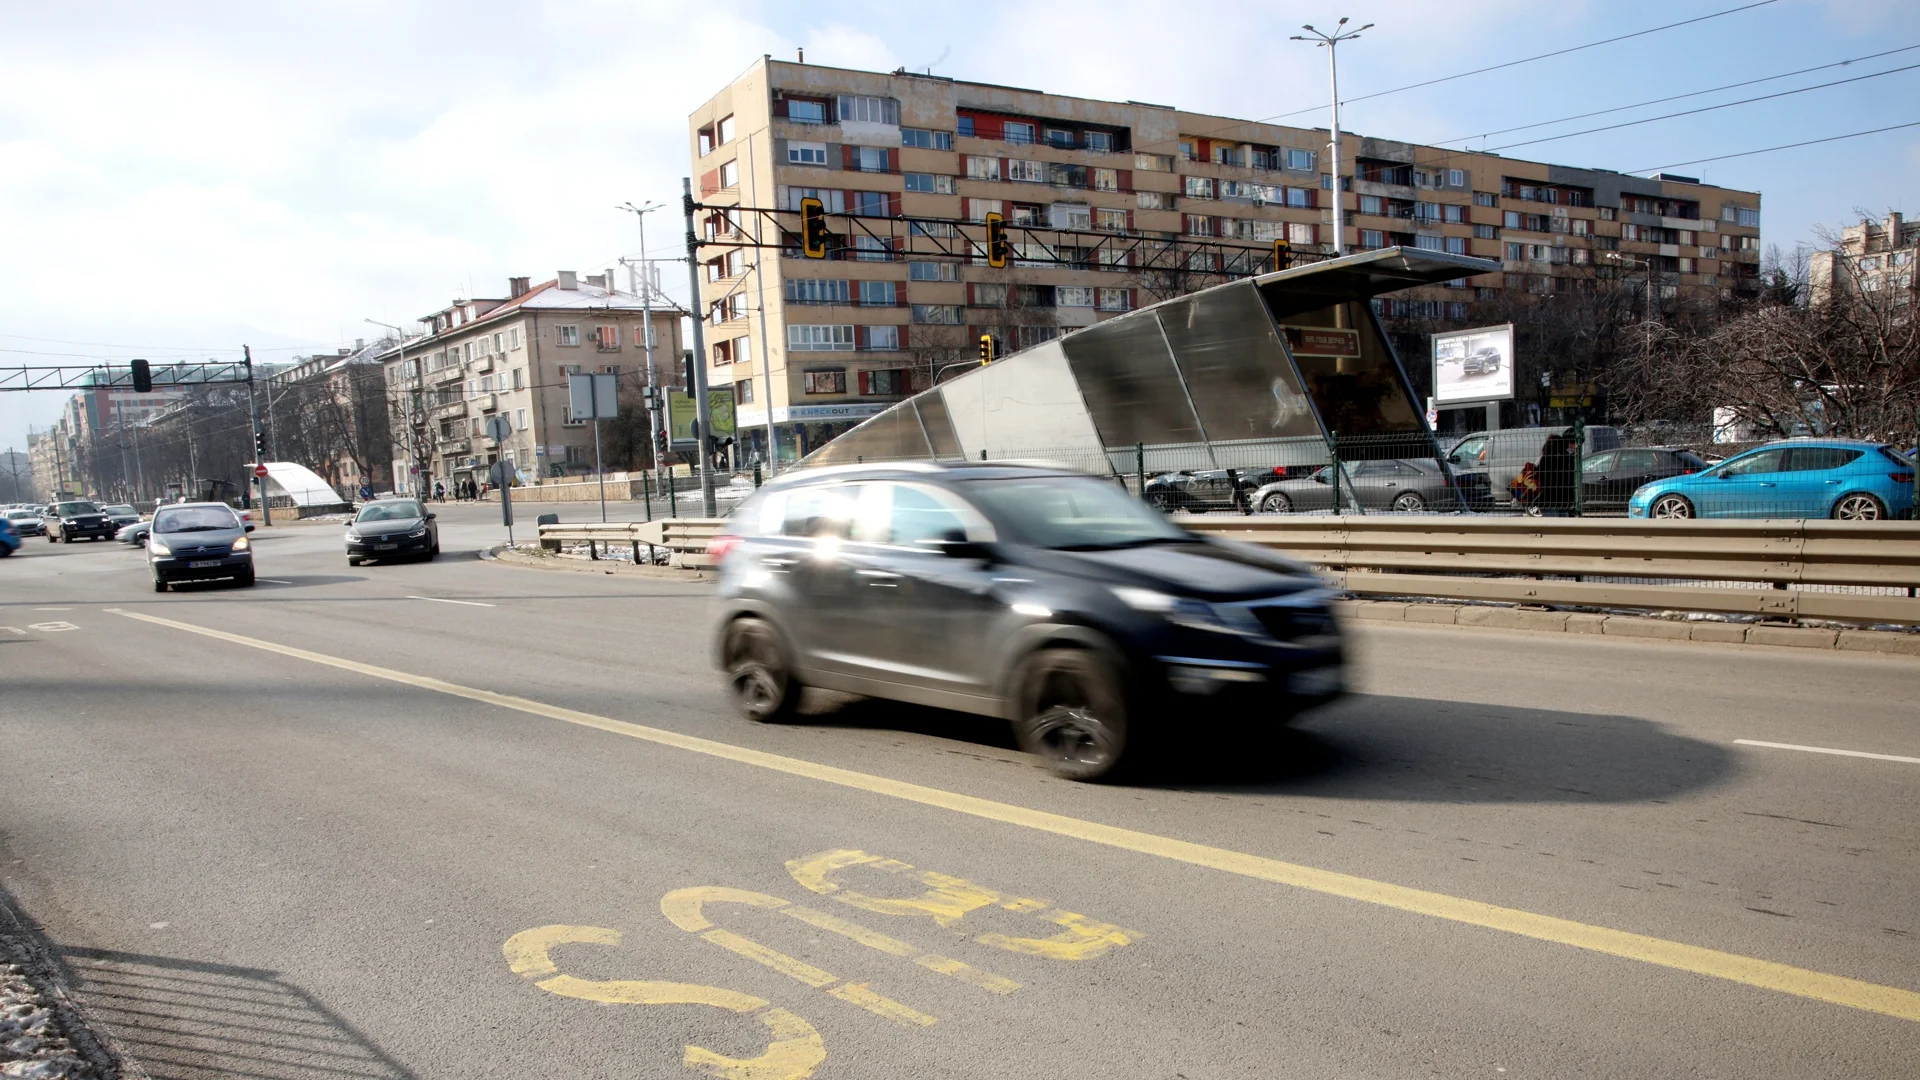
[688,58,1764,464]
[1810,211,1917,306]
[378,273,683,492]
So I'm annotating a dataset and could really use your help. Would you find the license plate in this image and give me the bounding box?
[1289,667,1342,696]
[374,543,398,551]
[188,559,222,568]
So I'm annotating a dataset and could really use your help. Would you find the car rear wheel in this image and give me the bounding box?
[1146,490,1178,512]
[1650,494,1694,519]
[1390,491,1427,512]
[724,617,802,723]
[1833,493,1886,521]
[1259,492,1291,514]
[1014,646,1132,782]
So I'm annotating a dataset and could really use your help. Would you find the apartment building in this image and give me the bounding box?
[1810,211,1917,306]
[377,272,683,493]
[688,58,1764,465]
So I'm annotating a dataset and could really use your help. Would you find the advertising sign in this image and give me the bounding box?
[1278,326,1361,358]
[567,372,620,420]
[666,388,736,450]
[1431,324,1515,406]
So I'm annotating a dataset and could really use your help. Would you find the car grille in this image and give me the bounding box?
[1252,606,1335,642]
[174,544,230,557]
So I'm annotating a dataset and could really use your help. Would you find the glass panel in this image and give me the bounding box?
[1271,299,1423,442]
[1785,447,1861,472]
[803,403,931,465]
[912,393,963,460]
[1156,285,1321,446]
[1058,309,1205,447]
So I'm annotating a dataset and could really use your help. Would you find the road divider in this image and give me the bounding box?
[111,607,1920,1025]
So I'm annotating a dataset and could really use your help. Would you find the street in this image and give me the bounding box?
[2,503,1916,1079]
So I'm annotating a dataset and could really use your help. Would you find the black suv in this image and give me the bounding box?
[43,500,114,542]
[711,462,1345,780]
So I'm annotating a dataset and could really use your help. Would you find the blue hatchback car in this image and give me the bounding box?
[1628,439,1915,520]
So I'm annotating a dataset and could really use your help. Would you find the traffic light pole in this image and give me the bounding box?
[244,344,271,527]
[682,177,718,518]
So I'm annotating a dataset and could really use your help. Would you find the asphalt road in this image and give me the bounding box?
[2,503,1916,1079]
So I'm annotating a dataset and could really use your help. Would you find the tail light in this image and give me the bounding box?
[1682,468,1698,474]
[706,534,742,562]
[1892,472,1914,485]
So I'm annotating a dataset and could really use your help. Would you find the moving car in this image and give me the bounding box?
[0,515,18,557]
[118,520,153,546]
[1577,447,1710,513]
[100,504,143,531]
[711,461,1344,781]
[1248,458,1489,513]
[149,502,255,591]
[4,508,44,537]
[1445,426,1625,507]
[1141,468,1262,512]
[1629,439,1915,520]
[345,498,439,565]
[42,499,115,542]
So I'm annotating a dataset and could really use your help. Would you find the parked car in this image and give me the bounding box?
[1628,439,1916,520]
[149,502,255,591]
[711,461,1345,781]
[344,498,439,565]
[4,508,45,537]
[1577,447,1711,513]
[41,499,115,542]
[0,515,18,558]
[1249,458,1490,513]
[1445,426,1625,507]
[99,504,143,531]
[118,520,153,545]
[1142,468,1261,512]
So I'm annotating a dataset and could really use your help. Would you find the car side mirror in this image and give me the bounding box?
[245,524,255,532]
[931,538,993,562]
[425,512,436,520]
[1312,473,1327,484]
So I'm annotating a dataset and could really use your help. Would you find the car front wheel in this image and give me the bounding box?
[1013,645,1133,782]
[153,578,167,593]
[1832,493,1886,521]
[1391,491,1427,512]
[1259,492,1291,514]
[1650,494,1694,519]
[723,617,802,723]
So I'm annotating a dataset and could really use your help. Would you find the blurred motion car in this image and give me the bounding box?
[711,461,1344,781]
[345,498,439,565]
[1248,458,1487,513]
[0,514,18,557]
[1141,468,1262,512]
[1629,439,1915,520]
[1577,447,1710,513]
[99,504,143,531]
[149,502,254,591]
[117,520,153,545]
[4,508,44,537]
[42,499,115,542]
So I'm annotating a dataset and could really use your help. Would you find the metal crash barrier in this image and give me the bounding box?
[535,519,727,569]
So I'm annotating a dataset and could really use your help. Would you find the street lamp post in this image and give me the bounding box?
[1292,17,1372,257]
[618,200,668,484]
[365,318,416,495]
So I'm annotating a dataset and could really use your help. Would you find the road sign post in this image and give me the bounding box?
[489,456,516,546]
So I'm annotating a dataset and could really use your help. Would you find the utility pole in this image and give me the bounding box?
[245,344,272,527]
[744,136,780,476]
[618,200,667,484]
[682,177,718,517]
[1293,17,1371,257]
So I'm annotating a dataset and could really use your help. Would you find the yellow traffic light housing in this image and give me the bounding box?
[1272,238,1291,271]
[978,334,996,365]
[800,197,829,259]
[984,212,1008,269]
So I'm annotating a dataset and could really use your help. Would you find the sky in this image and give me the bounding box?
[3,0,1916,449]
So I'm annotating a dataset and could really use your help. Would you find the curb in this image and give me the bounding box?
[484,544,712,582]
[1339,600,1920,658]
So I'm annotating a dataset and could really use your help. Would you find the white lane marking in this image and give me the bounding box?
[405,595,496,608]
[33,607,72,611]
[27,622,78,632]
[1734,739,1920,766]
[258,579,294,585]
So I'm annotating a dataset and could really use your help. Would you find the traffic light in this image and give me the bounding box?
[683,349,697,389]
[984,212,1009,269]
[253,429,267,459]
[978,334,996,366]
[130,358,152,393]
[1272,239,1291,272]
[800,196,829,259]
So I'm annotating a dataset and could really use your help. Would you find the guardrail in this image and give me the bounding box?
[1181,515,1920,625]
[537,519,726,568]
[534,515,1920,625]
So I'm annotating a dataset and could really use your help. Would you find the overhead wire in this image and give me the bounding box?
[1625,119,1920,174]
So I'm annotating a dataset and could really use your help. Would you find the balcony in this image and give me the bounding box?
[472,355,493,373]
[473,393,497,413]
[436,437,470,455]
[429,398,467,418]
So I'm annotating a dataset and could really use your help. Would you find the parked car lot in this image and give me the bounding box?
[1249,458,1490,513]
[1446,426,1624,508]
[712,461,1344,781]
[1629,439,1915,519]
[1578,447,1710,513]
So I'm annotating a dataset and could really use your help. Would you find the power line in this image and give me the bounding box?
[1484,60,1920,153]
[1432,43,1920,147]
[1624,119,1920,174]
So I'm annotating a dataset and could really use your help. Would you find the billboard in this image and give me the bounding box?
[1432,324,1515,406]
[666,388,736,450]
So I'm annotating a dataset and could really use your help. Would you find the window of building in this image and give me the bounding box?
[1447,169,1467,188]
[1056,286,1094,307]
[1474,191,1498,207]
[904,172,956,194]
[956,114,975,137]
[1135,153,1173,172]
[697,127,713,156]
[849,191,892,217]
[1598,206,1616,221]
[1737,207,1760,227]
[965,155,1001,180]
[848,146,886,173]
[1360,229,1385,249]
[1359,194,1383,215]
[1006,158,1045,183]
[1213,145,1242,167]
[1473,223,1497,239]
[557,325,579,346]
[789,325,855,352]
[901,128,954,150]
[859,369,906,395]
[1320,173,1352,192]
[781,186,845,212]
[734,378,753,404]
[964,197,1002,221]
[1285,187,1313,209]
[1095,207,1129,232]
[1096,287,1131,311]
[786,278,849,304]
[1443,204,1466,224]
[863,325,900,351]
[851,235,891,261]
[1414,234,1445,252]
[803,369,847,394]
[971,283,1008,307]
[1046,128,1074,149]
[788,141,828,166]
[1183,175,1215,199]
[1092,167,1119,192]
[718,160,739,188]
[858,280,897,306]
[1003,121,1035,144]
[1288,222,1316,246]
[787,98,828,124]
[1444,236,1467,255]
[910,304,963,324]
[837,95,899,125]
[1136,190,1173,210]
[908,261,958,281]
[1286,148,1316,171]
[595,325,619,351]
[1051,203,1091,230]
[1085,131,1113,152]
[1185,214,1216,236]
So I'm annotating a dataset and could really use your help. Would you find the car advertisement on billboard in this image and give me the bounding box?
[1432,324,1515,405]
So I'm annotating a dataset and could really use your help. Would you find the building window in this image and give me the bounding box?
[1287,222,1316,246]
[1185,214,1216,237]
[789,325,855,352]
[1056,286,1094,307]
[902,128,954,150]
[858,280,897,306]
[859,369,906,395]
[1184,176,1215,199]
[1085,131,1113,152]
[1136,191,1172,210]
[1007,159,1045,183]
[908,261,958,281]
[717,159,739,189]
[788,141,828,166]
[1360,229,1385,249]
[863,325,899,351]
[852,146,889,173]
[1598,206,1616,221]
[1473,223,1497,239]
[911,304,963,324]
[595,326,619,351]
[1134,153,1173,172]
[1447,169,1467,188]
[787,98,827,124]
[1092,168,1119,192]
[1444,236,1467,255]
[851,235,891,261]
[964,197,1003,222]
[786,278,849,304]
[850,191,893,217]
[557,325,579,346]
[971,282,1008,307]
[1285,187,1313,209]
[1359,194,1383,215]
[1003,121,1035,144]
[1051,203,1092,230]
[1096,287,1131,312]
[1095,207,1129,232]
[803,369,847,394]
[956,114,974,137]
[734,378,753,404]
[1474,191,1498,207]
[1443,204,1466,224]
[904,172,956,194]
[1737,207,1760,227]
[1286,148,1316,171]
[837,95,899,125]
[965,155,1001,180]
[715,115,735,144]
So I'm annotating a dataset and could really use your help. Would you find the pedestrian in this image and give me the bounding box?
[433,480,444,503]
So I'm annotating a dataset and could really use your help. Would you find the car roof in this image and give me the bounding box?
[765,460,1081,490]
[156,501,238,511]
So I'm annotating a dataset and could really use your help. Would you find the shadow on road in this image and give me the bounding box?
[793,691,1737,804]
[58,945,418,1080]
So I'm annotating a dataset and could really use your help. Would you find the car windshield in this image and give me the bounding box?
[963,475,1191,550]
[55,501,99,515]
[101,505,136,516]
[357,501,424,522]
[154,506,239,533]
[6,509,34,520]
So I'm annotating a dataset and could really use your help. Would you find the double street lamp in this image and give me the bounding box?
[1292,18,1372,257]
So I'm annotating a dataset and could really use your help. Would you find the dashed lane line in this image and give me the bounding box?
[405,595,496,607]
[106,607,1920,1025]
[1735,739,1920,765]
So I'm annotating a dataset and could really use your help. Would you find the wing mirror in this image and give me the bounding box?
[425,511,436,520]
[930,538,993,562]
[245,524,255,532]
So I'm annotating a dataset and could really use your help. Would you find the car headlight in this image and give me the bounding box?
[148,539,171,556]
[406,527,429,539]
[1111,586,1255,635]
[231,536,250,551]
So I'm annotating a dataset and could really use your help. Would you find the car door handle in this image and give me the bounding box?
[1823,479,1841,484]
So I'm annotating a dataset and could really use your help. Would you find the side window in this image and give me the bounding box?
[1615,450,1657,473]
[1581,451,1617,474]
[1718,449,1787,477]
[884,484,978,546]
[782,484,863,539]
[1784,447,1862,472]
[1448,437,1487,465]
